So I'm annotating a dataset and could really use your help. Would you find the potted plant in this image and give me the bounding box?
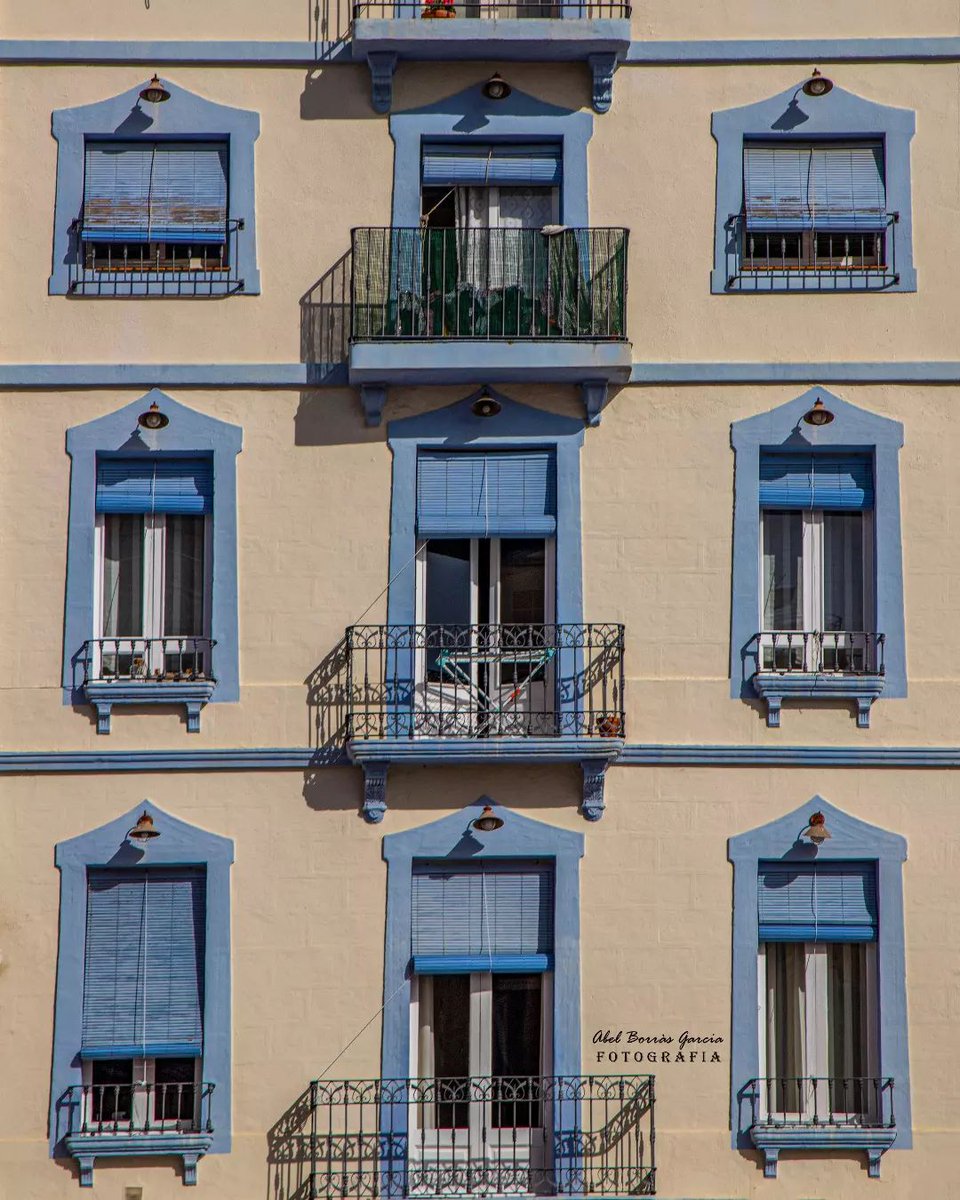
[597,714,622,737]
[422,0,456,17]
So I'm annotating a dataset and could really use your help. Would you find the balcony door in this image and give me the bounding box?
[415,537,555,736]
[411,972,552,1194]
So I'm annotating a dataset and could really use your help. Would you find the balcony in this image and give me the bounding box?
[309,1074,655,1199]
[350,3,632,115]
[744,1076,896,1179]
[348,227,632,399]
[345,622,625,819]
[749,631,885,728]
[723,214,901,293]
[61,1080,215,1186]
[68,218,247,297]
[81,637,217,734]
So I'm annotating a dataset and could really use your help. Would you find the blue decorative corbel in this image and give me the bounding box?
[360,383,388,427]
[367,52,398,115]
[362,762,389,822]
[580,760,607,821]
[588,54,617,114]
[581,379,607,427]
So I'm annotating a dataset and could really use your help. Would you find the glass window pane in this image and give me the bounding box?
[492,974,543,1128]
[102,515,143,638]
[766,943,806,1113]
[430,974,470,1129]
[163,516,205,636]
[91,1058,133,1124]
[425,540,472,681]
[828,942,870,1115]
[154,1057,196,1123]
[823,512,865,632]
[762,511,803,630]
[499,540,546,626]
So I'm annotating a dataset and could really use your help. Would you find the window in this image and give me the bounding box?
[758,453,878,674]
[729,390,905,726]
[63,395,242,733]
[711,81,916,293]
[51,804,234,1186]
[757,861,879,1123]
[50,80,260,296]
[728,800,909,1179]
[80,141,231,279]
[739,142,890,282]
[94,458,213,683]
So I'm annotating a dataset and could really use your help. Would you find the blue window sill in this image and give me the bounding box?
[750,1125,897,1179]
[752,672,885,728]
[65,1132,213,1187]
[84,680,217,735]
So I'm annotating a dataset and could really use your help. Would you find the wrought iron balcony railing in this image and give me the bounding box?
[64,1081,215,1138]
[81,637,216,684]
[353,0,631,16]
[68,218,246,296]
[724,214,899,291]
[754,631,885,676]
[746,1077,895,1130]
[309,1075,655,1199]
[351,227,628,341]
[346,623,625,740]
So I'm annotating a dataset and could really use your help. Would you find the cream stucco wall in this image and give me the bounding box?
[0,768,955,1197]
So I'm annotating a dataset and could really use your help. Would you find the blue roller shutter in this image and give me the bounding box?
[412,860,554,973]
[81,867,206,1058]
[758,861,878,942]
[417,451,557,538]
[422,143,562,188]
[759,453,874,511]
[82,141,228,244]
[743,141,886,231]
[96,458,213,515]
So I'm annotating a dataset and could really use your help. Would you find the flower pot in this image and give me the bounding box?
[422,5,457,15]
[597,715,622,737]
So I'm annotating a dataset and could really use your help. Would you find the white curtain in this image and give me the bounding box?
[823,512,864,632]
[163,515,204,636]
[455,186,490,289]
[762,511,803,630]
[102,514,143,637]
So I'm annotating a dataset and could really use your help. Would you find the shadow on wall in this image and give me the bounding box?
[305,635,351,752]
[300,249,352,372]
[267,1085,315,1200]
[301,67,381,120]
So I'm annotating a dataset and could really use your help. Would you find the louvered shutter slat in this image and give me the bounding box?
[412,861,555,973]
[744,142,886,232]
[759,453,874,511]
[82,868,206,1058]
[758,861,878,942]
[422,143,562,188]
[96,458,214,515]
[417,451,557,538]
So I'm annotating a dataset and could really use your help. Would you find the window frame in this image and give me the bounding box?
[50,79,260,297]
[728,798,910,1177]
[63,392,242,731]
[50,803,234,1186]
[711,81,916,294]
[730,388,905,723]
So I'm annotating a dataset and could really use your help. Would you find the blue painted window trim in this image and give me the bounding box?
[386,389,585,629]
[381,799,584,1083]
[63,391,242,712]
[730,387,906,704]
[389,84,592,228]
[50,79,260,296]
[727,797,911,1156]
[711,81,916,294]
[50,802,234,1174]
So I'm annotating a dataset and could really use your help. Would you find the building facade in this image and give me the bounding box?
[1,5,959,1198]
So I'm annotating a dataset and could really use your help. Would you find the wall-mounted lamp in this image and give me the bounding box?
[482,73,511,101]
[471,390,502,418]
[139,75,171,104]
[128,811,161,841]
[803,397,834,427]
[472,805,504,833]
[802,69,833,98]
[801,811,832,845]
[138,401,170,430]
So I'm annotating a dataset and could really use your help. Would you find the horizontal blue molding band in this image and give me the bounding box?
[8,744,960,771]
[11,362,960,388]
[413,953,553,973]
[7,37,960,66]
